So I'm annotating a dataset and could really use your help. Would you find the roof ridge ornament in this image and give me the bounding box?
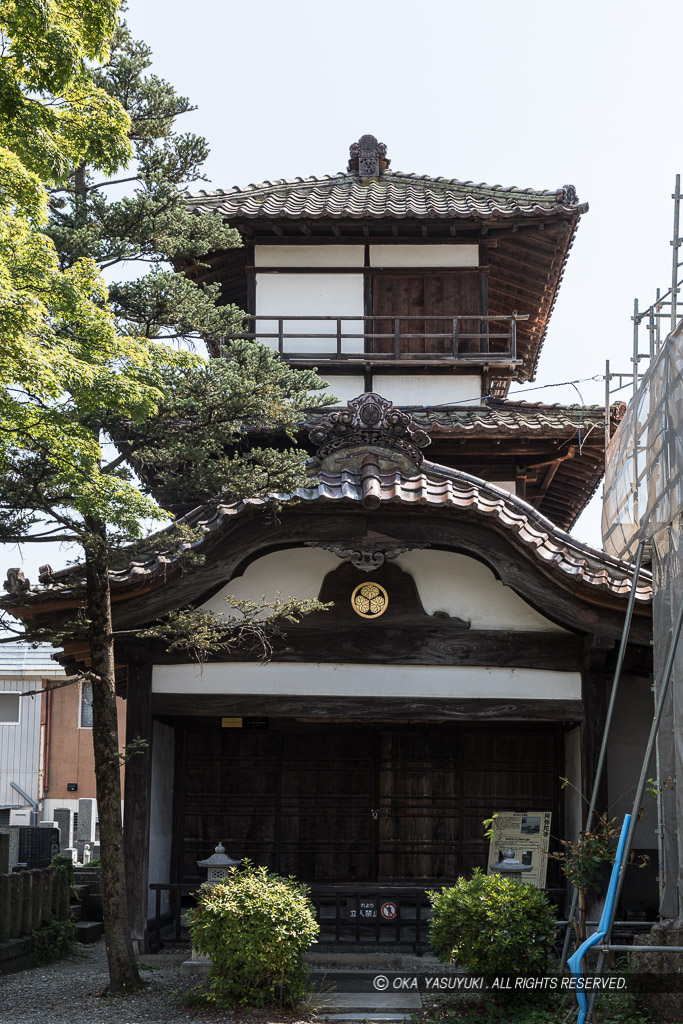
[348,135,390,177]
[559,184,578,204]
[309,393,430,475]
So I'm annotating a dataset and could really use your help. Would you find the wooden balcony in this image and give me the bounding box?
[222,314,527,367]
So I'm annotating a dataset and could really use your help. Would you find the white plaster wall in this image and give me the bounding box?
[372,373,482,407]
[147,721,174,918]
[153,662,581,701]
[254,274,364,354]
[254,245,364,267]
[369,244,479,267]
[394,550,569,632]
[201,548,340,617]
[318,375,365,405]
[203,548,565,633]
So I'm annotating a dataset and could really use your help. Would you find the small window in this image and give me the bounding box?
[0,692,20,724]
[79,681,93,729]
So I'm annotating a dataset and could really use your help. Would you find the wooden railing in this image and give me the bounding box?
[221,314,527,365]
[147,882,439,951]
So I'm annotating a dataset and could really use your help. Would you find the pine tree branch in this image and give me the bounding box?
[20,671,101,698]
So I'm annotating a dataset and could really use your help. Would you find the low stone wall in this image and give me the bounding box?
[0,865,70,973]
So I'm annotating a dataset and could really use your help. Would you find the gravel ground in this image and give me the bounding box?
[0,941,318,1024]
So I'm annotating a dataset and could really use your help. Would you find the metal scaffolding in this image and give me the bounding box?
[604,174,683,451]
[602,173,683,931]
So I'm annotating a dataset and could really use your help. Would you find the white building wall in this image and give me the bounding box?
[254,273,364,354]
[153,662,581,702]
[369,244,479,267]
[0,680,41,809]
[254,245,364,267]
[318,372,484,409]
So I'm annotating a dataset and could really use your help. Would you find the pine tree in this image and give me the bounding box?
[47,17,243,349]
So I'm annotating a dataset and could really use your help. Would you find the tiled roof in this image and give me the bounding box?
[187,172,586,222]
[305,401,605,438]
[0,643,63,677]
[7,465,650,605]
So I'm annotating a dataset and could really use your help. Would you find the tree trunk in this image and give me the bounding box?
[84,518,141,991]
[577,887,587,944]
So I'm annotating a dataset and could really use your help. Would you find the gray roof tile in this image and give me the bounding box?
[187,172,584,222]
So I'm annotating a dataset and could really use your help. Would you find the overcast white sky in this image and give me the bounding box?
[5,0,682,586]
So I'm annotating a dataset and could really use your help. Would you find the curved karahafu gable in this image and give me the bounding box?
[3,461,652,655]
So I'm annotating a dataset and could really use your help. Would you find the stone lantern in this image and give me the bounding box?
[182,843,241,977]
[490,848,533,883]
[197,842,241,884]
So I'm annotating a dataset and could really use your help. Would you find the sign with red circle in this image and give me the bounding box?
[381,901,397,920]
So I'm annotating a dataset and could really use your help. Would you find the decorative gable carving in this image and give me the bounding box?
[308,393,431,475]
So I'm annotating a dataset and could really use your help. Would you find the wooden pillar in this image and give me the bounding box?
[581,635,614,818]
[123,645,153,953]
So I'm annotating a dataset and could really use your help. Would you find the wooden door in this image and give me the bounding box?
[378,730,460,880]
[279,731,376,882]
[372,273,480,355]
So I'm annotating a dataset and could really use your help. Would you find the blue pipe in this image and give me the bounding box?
[567,814,632,1024]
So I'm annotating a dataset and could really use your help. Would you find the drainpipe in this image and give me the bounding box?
[10,781,38,826]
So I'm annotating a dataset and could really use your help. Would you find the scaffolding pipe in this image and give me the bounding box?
[585,588,683,1022]
[560,542,645,969]
[671,174,681,333]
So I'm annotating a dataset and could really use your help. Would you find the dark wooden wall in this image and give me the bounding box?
[171,720,563,887]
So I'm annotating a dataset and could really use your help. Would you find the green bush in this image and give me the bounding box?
[428,869,556,976]
[32,915,76,965]
[188,861,319,1008]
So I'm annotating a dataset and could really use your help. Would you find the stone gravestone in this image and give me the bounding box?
[76,799,97,842]
[0,832,9,874]
[53,808,74,851]
[0,827,21,871]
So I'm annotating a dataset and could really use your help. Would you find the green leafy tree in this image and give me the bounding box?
[0,7,329,993]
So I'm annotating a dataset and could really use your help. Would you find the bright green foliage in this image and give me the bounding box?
[189,862,319,1008]
[428,870,556,976]
[0,1,134,416]
[549,812,619,897]
[0,1,132,181]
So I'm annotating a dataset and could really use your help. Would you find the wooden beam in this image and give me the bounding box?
[581,637,613,815]
[152,692,584,722]
[154,627,583,671]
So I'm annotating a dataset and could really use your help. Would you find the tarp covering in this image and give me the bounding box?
[603,322,683,919]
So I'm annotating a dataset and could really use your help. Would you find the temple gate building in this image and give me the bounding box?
[4,137,656,950]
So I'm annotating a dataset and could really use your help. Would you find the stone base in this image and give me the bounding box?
[181,950,212,977]
[634,918,683,1022]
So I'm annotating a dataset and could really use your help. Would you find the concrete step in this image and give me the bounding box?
[315,992,422,1014]
[75,920,103,944]
[319,1015,411,1024]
